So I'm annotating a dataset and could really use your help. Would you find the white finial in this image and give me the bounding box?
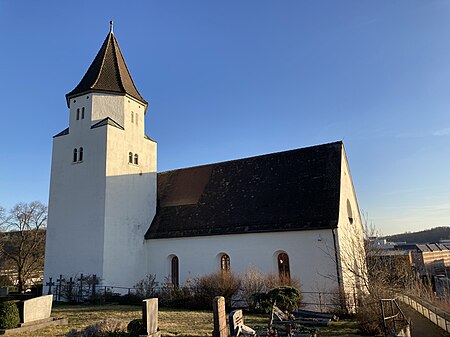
[110,20,114,33]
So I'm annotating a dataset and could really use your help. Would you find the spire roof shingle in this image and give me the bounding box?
[66,31,147,106]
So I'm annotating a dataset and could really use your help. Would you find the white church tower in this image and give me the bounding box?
[44,23,157,289]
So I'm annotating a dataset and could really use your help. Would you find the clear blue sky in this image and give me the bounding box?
[1,1,449,235]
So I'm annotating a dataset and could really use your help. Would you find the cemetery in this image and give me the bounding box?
[0,284,366,337]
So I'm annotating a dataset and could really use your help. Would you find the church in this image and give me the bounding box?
[43,26,366,307]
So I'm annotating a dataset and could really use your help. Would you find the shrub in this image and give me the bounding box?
[250,292,272,313]
[127,318,145,337]
[356,295,383,335]
[264,273,301,290]
[65,319,128,337]
[251,286,302,313]
[239,266,268,310]
[191,271,241,309]
[117,293,142,306]
[134,274,159,301]
[157,278,193,308]
[267,286,302,311]
[0,300,20,329]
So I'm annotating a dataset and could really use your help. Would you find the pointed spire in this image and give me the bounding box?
[66,24,147,107]
[109,20,114,34]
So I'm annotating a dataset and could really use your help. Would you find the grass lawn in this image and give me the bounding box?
[9,304,367,337]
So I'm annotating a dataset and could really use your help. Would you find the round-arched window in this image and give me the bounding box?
[171,256,179,287]
[220,254,230,272]
[278,252,290,280]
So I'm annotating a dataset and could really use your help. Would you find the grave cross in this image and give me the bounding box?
[56,274,65,301]
[92,274,97,297]
[46,277,55,295]
[67,277,75,300]
[77,273,84,301]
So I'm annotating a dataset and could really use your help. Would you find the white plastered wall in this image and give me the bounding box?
[145,229,340,305]
[335,145,368,303]
[44,93,157,290]
[102,95,156,287]
[44,97,107,284]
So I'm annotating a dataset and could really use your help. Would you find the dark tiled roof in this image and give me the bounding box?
[66,32,147,106]
[91,117,124,130]
[54,128,69,138]
[145,141,343,239]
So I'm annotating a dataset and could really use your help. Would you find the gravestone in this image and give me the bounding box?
[141,298,160,337]
[20,295,53,325]
[213,296,227,337]
[229,309,255,337]
[229,309,244,337]
[0,287,8,297]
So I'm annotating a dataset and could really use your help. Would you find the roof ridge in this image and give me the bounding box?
[113,34,144,103]
[111,34,126,92]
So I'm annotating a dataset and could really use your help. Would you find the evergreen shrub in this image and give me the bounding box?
[0,300,20,329]
[127,318,145,337]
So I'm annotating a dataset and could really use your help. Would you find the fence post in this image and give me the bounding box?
[78,273,84,302]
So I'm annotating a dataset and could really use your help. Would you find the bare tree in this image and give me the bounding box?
[0,201,47,292]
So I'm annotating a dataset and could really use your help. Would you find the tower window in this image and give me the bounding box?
[73,148,77,162]
[278,252,290,281]
[220,254,230,272]
[171,256,179,287]
[136,113,139,126]
[134,154,139,165]
[131,111,134,123]
[347,199,354,224]
[79,147,83,161]
[128,152,133,164]
[76,108,80,120]
[81,107,85,119]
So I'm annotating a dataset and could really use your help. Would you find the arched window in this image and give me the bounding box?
[128,152,133,163]
[131,111,134,123]
[220,254,230,272]
[136,113,139,126]
[278,252,290,280]
[73,148,77,162]
[79,147,83,161]
[76,108,80,120]
[134,154,139,165]
[171,256,179,287]
[81,107,85,119]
